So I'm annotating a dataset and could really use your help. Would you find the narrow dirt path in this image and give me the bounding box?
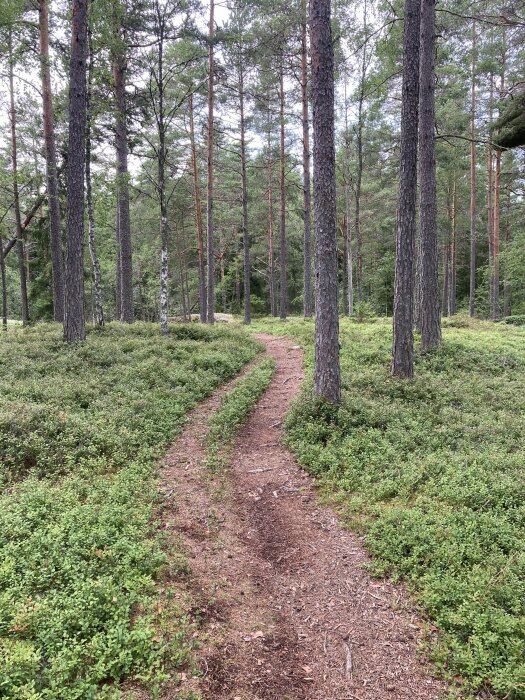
[158,334,450,700]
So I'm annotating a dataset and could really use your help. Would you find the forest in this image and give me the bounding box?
[0,0,525,698]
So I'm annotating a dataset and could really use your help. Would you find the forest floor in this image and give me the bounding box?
[154,333,449,700]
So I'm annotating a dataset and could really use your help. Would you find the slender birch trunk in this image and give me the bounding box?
[301,4,313,317]
[239,65,251,324]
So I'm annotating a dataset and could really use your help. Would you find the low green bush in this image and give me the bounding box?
[500,314,525,326]
[0,322,258,699]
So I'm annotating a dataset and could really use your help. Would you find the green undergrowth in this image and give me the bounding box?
[206,356,276,470]
[0,322,259,699]
[251,316,525,699]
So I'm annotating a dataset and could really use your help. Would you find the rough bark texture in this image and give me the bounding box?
[301,9,313,318]
[267,150,277,317]
[279,67,288,320]
[503,189,511,317]
[0,233,6,329]
[189,93,207,322]
[112,14,134,324]
[86,29,104,327]
[449,179,457,315]
[39,0,64,323]
[492,57,505,321]
[469,20,477,317]
[64,0,88,342]
[8,32,30,327]
[391,0,420,378]
[115,207,122,319]
[487,74,494,317]
[206,0,215,324]
[311,0,341,404]
[417,0,440,351]
[156,10,169,336]
[239,68,251,325]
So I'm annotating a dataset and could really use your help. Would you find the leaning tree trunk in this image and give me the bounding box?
[39,0,64,322]
[311,0,341,404]
[86,28,104,327]
[113,22,134,324]
[189,93,206,322]
[469,20,477,317]
[418,0,441,351]
[206,0,215,324]
[391,0,421,378]
[0,233,7,329]
[239,66,251,325]
[279,66,288,320]
[301,6,313,318]
[64,0,88,342]
[8,32,30,327]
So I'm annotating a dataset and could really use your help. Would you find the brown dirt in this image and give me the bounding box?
[156,333,451,700]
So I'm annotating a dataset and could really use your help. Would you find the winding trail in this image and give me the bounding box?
[158,334,449,700]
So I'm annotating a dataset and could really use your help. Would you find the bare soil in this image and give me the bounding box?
[157,334,450,700]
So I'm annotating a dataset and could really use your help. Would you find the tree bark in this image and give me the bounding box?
[189,93,206,322]
[311,0,341,404]
[391,0,420,378]
[156,9,169,336]
[487,73,494,317]
[0,233,7,329]
[206,0,215,324]
[279,66,288,320]
[8,31,30,327]
[301,5,313,318]
[503,188,511,317]
[417,0,440,350]
[492,50,505,321]
[267,147,277,316]
[112,10,134,324]
[86,28,104,327]
[469,20,477,317]
[449,177,457,315]
[343,77,354,316]
[64,0,88,342]
[442,239,449,317]
[39,0,64,322]
[239,66,251,324]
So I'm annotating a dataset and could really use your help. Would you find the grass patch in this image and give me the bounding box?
[0,321,258,699]
[251,316,525,699]
[206,356,276,470]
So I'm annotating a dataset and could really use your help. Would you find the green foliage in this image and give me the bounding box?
[500,315,525,326]
[0,322,258,698]
[206,356,275,463]
[251,317,525,699]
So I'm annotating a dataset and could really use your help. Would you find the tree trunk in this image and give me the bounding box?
[355,72,365,302]
[112,16,134,324]
[503,188,511,317]
[343,77,354,316]
[279,66,288,320]
[469,20,477,317]
[442,240,449,317]
[0,233,7,329]
[487,73,494,317]
[311,0,341,404]
[391,0,420,378]
[157,20,169,336]
[418,0,440,350]
[301,6,313,318]
[239,66,251,324]
[206,0,215,324]
[39,0,64,322]
[64,0,88,342]
[86,28,104,327]
[8,32,30,327]
[492,51,505,321]
[115,206,122,319]
[449,177,457,315]
[189,93,206,322]
[267,149,277,316]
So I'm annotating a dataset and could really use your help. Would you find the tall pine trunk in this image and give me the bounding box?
[0,233,6,329]
[418,0,441,350]
[64,0,88,342]
[279,66,288,320]
[311,0,341,403]
[301,6,313,317]
[391,0,420,378]
[39,0,64,322]
[503,189,511,316]
[469,20,477,316]
[189,93,206,322]
[112,13,134,323]
[206,0,215,324]
[487,74,494,317]
[239,67,251,324]
[267,147,277,316]
[492,48,505,321]
[442,240,450,317]
[86,27,104,327]
[449,177,457,315]
[8,32,30,327]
